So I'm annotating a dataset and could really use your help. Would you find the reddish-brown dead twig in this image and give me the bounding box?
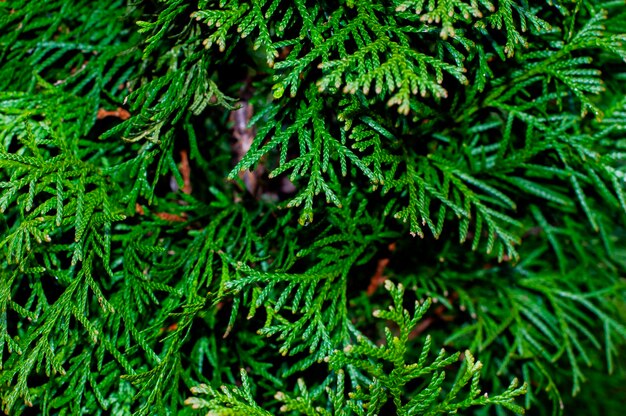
[154,212,187,222]
[409,291,459,340]
[136,203,187,223]
[367,258,390,296]
[158,322,179,335]
[366,243,396,296]
[97,107,130,120]
[179,150,192,195]
[135,150,192,222]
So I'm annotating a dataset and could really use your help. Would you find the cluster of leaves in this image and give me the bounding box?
[1,0,625,415]
[187,281,526,415]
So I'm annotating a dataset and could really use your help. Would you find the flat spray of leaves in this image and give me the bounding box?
[186,281,526,415]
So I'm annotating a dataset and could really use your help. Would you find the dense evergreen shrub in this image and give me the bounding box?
[1,0,626,414]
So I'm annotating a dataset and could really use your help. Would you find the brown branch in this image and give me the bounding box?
[366,243,396,296]
[179,150,192,195]
[97,107,130,120]
[367,258,390,296]
[154,212,187,222]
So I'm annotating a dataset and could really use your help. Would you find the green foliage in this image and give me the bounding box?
[1,0,626,415]
[188,281,526,415]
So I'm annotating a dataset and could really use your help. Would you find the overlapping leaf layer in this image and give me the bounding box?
[1,1,625,415]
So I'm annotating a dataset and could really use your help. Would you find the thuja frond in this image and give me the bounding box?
[199,0,626,262]
[0,87,126,267]
[321,281,526,415]
[185,369,272,416]
[394,0,487,40]
[222,193,390,373]
[407,245,626,412]
[0,0,142,107]
[186,281,526,415]
[228,86,378,225]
